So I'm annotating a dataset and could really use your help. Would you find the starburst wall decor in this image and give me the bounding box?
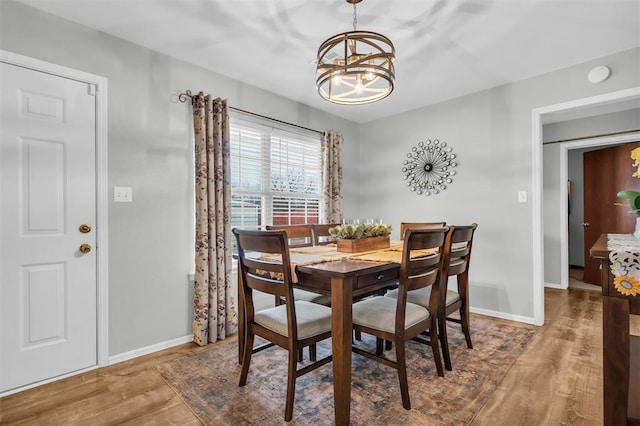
[402,139,458,196]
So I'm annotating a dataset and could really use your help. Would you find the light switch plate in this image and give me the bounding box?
[518,190,527,203]
[114,186,133,203]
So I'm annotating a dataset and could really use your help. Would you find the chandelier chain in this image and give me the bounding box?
[352,2,357,31]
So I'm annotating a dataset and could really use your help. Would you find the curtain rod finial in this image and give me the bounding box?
[178,90,194,103]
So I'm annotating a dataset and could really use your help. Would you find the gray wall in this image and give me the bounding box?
[359,47,640,320]
[0,1,360,356]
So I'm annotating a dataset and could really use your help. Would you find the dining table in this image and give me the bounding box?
[236,240,411,425]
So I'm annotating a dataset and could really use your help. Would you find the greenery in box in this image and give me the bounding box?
[328,223,392,240]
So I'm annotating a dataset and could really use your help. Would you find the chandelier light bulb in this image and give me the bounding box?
[355,78,364,94]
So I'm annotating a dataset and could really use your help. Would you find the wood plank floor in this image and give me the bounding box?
[1,288,636,425]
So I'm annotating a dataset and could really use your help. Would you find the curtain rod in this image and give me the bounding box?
[542,128,640,145]
[178,90,323,136]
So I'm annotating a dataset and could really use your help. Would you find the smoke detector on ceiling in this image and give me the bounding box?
[587,66,611,84]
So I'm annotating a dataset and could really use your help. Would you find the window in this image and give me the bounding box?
[230,116,323,231]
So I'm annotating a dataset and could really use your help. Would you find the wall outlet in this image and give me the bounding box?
[114,186,133,203]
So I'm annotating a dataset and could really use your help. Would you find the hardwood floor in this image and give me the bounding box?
[1,288,636,425]
[472,288,603,425]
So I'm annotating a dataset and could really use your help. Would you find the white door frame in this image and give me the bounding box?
[0,50,109,371]
[532,87,640,325]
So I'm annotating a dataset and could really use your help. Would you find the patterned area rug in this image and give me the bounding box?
[156,315,536,425]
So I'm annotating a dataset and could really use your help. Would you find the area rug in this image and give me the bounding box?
[156,315,536,425]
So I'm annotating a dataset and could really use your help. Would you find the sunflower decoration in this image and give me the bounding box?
[613,275,640,297]
[609,251,640,297]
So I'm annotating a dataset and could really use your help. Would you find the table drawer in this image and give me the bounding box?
[356,268,399,289]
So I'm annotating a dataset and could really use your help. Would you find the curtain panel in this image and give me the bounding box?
[321,130,343,223]
[192,93,237,345]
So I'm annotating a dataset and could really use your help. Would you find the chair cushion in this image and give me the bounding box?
[352,296,429,334]
[255,301,332,339]
[293,288,331,306]
[385,287,460,308]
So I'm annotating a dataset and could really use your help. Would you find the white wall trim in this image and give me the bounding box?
[0,49,110,367]
[544,282,565,290]
[557,132,640,289]
[108,335,194,365]
[532,110,544,326]
[533,87,640,326]
[470,307,537,326]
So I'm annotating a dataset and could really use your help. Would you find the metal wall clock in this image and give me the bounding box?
[402,139,457,196]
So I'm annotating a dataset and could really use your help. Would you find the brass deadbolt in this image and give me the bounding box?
[79,243,92,253]
[79,224,92,233]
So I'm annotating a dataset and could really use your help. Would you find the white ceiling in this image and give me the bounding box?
[15,0,640,124]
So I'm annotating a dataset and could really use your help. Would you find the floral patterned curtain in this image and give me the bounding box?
[321,131,343,223]
[192,93,237,345]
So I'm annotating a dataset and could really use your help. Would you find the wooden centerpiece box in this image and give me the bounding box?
[337,236,390,253]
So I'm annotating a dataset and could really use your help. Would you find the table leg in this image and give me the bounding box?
[331,276,353,426]
[602,296,630,425]
[238,268,245,365]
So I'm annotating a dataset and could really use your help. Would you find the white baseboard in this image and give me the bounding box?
[108,334,194,365]
[470,306,539,326]
[544,281,566,290]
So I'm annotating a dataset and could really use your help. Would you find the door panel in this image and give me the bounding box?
[583,142,640,284]
[0,62,97,392]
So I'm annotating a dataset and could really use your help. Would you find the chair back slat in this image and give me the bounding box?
[245,272,288,297]
[447,260,467,277]
[242,256,284,274]
[266,224,314,247]
[313,223,340,245]
[400,221,446,237]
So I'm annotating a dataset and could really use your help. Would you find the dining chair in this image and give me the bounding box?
[313,223,340,245]
[233,228,333,422]
[399,221,446,236]
[351,227,450,410]
[386,223,478,371]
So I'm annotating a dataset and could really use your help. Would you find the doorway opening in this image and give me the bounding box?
[532,87,640,326]
[560,135,640,289]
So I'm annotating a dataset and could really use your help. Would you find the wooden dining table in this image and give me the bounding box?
[236,242,406,425]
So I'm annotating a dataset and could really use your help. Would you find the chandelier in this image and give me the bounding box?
[316,0,395,105]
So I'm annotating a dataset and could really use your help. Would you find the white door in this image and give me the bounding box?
[0,62,97,393]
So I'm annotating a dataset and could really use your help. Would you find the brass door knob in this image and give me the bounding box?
[79,243,92,253]
[582,222,590,227]
[79,224,92,233]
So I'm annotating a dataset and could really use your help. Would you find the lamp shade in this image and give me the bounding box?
[316,30,395,105]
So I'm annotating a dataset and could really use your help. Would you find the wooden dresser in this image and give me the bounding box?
[590,234,640,425]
